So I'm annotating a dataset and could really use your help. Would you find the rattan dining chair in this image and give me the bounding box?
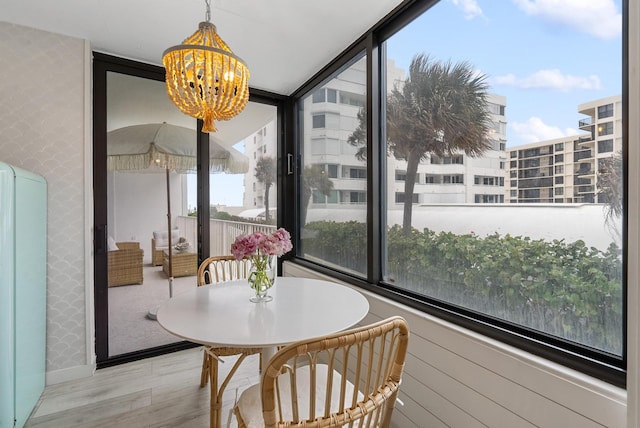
[233,316,410,428]
[196,255,262,428]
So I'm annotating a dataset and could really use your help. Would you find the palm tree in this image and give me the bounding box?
[301,164,334,226]
[597,152,623,235]
[349,53,493,234]
[255,156,276,222]
[348,107,367,161]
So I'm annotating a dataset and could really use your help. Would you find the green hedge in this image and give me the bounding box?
[303,221,623,354]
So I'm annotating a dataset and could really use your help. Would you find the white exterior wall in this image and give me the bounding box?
[309,203,620,250]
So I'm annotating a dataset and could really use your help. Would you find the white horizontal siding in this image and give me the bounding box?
[283,262,627,428]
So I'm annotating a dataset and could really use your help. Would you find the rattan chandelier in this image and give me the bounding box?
[162,0,250,133]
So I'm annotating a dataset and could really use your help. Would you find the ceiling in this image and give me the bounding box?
[1,0,405,96]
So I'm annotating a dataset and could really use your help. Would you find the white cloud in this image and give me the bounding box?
[494,69,602,92]
[494,73,517,86]
[450,0,484,20]
[510,117,579,143]
[513,0,621,40]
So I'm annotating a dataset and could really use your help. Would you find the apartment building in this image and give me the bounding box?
[242,120,278,211]
[391,93,507,205]
[505,95,622,204]
[247,57,508,214]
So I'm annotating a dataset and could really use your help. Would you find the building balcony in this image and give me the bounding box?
[574,176,593,185]
[518,177,554,189]
[575,160,594,172]
[581,193,596,203]
[578,133,595,145]
[576,167,596,178]
[576,185,595,194]
[574,151,593,162]
[578,118,593,131]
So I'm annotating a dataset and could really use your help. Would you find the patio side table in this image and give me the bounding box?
[162,249,197,277]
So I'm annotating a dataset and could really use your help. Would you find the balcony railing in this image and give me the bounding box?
[574,151,593,161]
[574,177,592,185]
[578,134,594,144]
[577,185,595,193]
[176,216,277,257]
[578,118,592,128]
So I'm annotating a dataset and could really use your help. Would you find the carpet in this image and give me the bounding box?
[108,265,199,356]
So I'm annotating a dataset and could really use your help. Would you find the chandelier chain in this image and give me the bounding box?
[205,0,211,23]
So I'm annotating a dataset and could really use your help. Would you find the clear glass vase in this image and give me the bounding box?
[248,254,275,302]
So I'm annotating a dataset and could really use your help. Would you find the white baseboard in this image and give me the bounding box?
[46,363,95,385]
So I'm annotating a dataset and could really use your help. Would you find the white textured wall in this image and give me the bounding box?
[0,23,91,377]
[284,262,627,428]
[308,203,621,251]
[109,171,185,265]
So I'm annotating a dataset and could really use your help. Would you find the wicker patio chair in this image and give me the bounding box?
[107,242,143,287]
[233,316,410,428]
[151,229,180,266]
[197,255,262,428]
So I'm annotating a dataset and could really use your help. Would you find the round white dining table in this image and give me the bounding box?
[156,276,369,428]
[156,276,370,359]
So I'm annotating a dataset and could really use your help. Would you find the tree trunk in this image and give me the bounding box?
[300,187,311,227]
[264,183,272,222]
[402,153,420,235]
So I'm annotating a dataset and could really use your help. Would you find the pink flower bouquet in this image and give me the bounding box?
[231,228,292,301]
[231,228,293,260]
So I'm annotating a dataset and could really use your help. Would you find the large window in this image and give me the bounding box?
[297,54,368,277]
[292,0,625,386]
[232,106,279,224]
[383,0,622,361]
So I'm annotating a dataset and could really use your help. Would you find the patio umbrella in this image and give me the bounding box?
[107,122,248,174]
[107,122,248,315]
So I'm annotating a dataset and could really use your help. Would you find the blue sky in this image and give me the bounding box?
[188,141,245,209]
[386,0,622,147]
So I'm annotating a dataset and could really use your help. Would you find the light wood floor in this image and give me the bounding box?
[26,347,260,428]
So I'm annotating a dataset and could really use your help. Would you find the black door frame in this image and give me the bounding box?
[93,53,201,367]
[93,52,287,368]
